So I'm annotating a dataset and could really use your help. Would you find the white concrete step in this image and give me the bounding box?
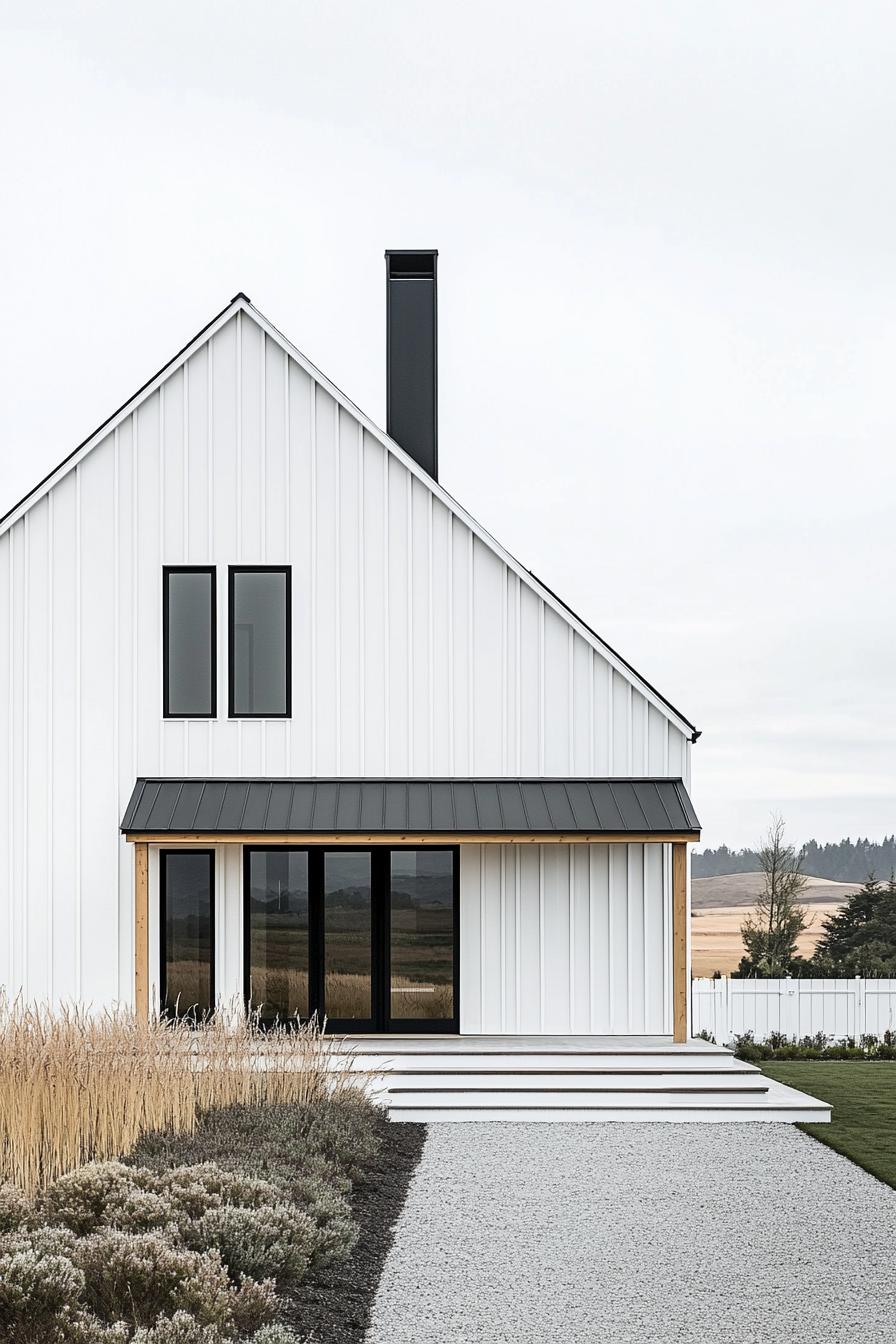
[372,1070,771,1094]
[386,1080,831,1123]
[336,1052,755,1074]
[386,1089,779,1109]
[339,1035,726,1054]
[329,1037,830,1122]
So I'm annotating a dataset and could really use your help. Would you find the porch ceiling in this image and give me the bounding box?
[120,776,700,842]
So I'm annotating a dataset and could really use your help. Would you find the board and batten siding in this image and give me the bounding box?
[460,844,670,1034]
[0,307,692,1008]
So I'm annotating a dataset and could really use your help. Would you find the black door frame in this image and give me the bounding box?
[243,844,459,1033]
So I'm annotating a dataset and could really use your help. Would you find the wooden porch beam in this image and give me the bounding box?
[134,841,149,1020]
[672,841,688,1043]
[124,831,700,846]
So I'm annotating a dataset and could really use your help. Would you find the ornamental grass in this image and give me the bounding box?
[0,995,355,1193]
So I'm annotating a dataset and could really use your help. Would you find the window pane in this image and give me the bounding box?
[390,850,454,1021]
[324,852,372,1021]
[231,569,288,716]
[163,852,213,1017]
[247,851,309,1021]
[166,571,214,716]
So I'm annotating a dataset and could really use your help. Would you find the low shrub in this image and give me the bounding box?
[75,1230,255,1328]
[188,1201,318,1284]
[130,1096,378,1205]
[130,1316,228,1344]
[730,1029,896,1061]
[289,1174,357,1268]
[0,1096,382,1343]
[0,1182,34,1234]
[157,1164,284,1222]
[68,1318,132,1344]
[41,1162,170,1236]
[39,1154,356,1286]
[226,1277,280,1337]
[0,1233,86,1330]
[248,1328,308,1344]
[127,1317,308,1344]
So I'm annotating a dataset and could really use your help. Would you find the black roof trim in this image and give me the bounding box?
[0,293,247,529]
[121,776,701,836]
[527,570,700,741]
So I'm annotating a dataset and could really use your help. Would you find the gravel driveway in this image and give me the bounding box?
[366,1124,896,1343]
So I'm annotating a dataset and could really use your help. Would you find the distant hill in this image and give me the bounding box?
[693,835,896,882]
[690,872,861,975]
[691,872,860,911]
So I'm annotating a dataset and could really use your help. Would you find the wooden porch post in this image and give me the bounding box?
[134,842,149,1019]
[672,841,688,1043]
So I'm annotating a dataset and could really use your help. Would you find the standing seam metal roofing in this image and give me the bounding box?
[121,778,700,835]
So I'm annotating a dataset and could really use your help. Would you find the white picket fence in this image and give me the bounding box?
[691,977,896,1044]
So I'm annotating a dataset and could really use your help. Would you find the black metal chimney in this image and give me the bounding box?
[385,250,438,479]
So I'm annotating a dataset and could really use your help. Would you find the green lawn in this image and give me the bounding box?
[763,1062,896,1190]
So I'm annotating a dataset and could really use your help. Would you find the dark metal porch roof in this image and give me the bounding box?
[121,777,700,838]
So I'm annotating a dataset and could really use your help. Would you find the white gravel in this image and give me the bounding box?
[366,1124,896,1344]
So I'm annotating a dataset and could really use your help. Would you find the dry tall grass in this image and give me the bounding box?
[0,993,353,1193]
[243,965,454,1021]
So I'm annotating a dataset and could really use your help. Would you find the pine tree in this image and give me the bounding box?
[811,872,896,975]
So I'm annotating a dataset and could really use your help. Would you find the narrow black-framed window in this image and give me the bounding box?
[228,566,291,718]
[160,849,215,1019]
[163,567,216,718]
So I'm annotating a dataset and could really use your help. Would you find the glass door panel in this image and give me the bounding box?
[389,850,455,1024]
[247,850,309,1022]
[244,845,457,1032]
[323,851,373,1024]
[161,850,214,1019]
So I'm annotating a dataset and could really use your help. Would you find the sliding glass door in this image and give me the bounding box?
[246,850,310,1021]
[244,846,458,1031]
[388,850,455,1024]
[323,851,375,1029]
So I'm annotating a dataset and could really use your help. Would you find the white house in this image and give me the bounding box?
[0,254,828,1120]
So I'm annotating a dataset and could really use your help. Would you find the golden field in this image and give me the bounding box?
[690,872,859,977]
[691,900,844,977]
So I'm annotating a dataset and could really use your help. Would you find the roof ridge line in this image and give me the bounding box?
[0,293,247,531]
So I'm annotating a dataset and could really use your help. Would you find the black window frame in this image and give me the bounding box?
[162,565,217,719]
[159,848,216,1021]
[228,565,292,720]
[243,844,459,1033]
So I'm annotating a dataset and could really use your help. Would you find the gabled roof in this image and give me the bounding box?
[0,294,251,532]
[0,293,699,740]
[121,777,701,838]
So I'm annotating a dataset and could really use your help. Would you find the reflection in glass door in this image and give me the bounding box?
[389,850,455,1024]
[243,846,457,1031]
[246,850,309,1023]
[323,851,374,1026]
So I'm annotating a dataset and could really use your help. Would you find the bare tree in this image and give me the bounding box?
[740,815,811,976]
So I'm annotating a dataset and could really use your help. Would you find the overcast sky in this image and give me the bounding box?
[1,2,894,850]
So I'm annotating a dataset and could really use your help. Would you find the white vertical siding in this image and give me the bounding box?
[0,309,692,1007]
[460,843,671,1035]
